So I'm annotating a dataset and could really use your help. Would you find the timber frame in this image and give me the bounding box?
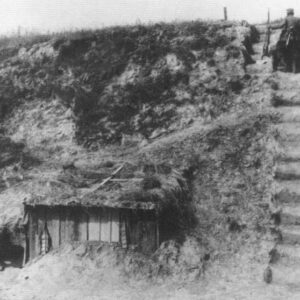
[24,204,160,262]
[23,163,188,262]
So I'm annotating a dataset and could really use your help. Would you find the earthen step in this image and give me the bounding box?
[274,123,300,141]
[272,91,300,107]
[275,180,300,203]
[276,107,300,122]
[271,263,300,286]
[277,144,300,162]
[281,205,300,225]
[275,162,300,180]
[282,226,300,245]
[272,73,300,90]
[277,244,300,260]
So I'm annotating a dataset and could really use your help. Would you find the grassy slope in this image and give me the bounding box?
[141,110,277,256]
[0,21,258,147]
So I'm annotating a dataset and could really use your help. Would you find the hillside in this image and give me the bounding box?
[0,21,261,145]
[0,20,283,299]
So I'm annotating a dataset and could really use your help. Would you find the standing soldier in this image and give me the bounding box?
[270,9,300,72]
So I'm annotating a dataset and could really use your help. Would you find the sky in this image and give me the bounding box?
[1,0,300,34]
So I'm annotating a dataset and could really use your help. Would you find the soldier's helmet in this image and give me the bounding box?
[287,8,294,15]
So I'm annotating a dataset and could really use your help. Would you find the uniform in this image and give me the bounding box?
[272,15,300,38]
[272,9,300,72]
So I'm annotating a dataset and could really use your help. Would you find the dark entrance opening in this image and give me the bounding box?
[0,227,24,270]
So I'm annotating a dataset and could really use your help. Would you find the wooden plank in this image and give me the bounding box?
[46,208,60,249]
[78,209,88,241]
[111,209,120,243]
[59,207,66,245]
[127,211,157,254]
[127,211,139,247]
[88,209,100,241]
[29,209,37,260]
[36,207,46,255]
[23,209,30,264]
[66,208,76,241]
[91,164,124,192]
[110,210,112,243]
[156,218,159,249]
[100,208,110,242]
[99,210,101,241]
[66,208,87,242]
[120,211,129,248]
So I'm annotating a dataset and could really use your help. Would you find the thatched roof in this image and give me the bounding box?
[25,163,188,211]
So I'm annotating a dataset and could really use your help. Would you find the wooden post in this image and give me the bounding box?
[29,209,38,261]
[109,209,112,243]
[100,208,110,242]
[22,207,29,266]
[156,212,160,249]
[224,7,228,21]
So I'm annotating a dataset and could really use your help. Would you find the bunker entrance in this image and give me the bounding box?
[0,227,25,270]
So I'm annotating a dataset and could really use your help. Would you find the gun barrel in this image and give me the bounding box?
[262,10,271,59]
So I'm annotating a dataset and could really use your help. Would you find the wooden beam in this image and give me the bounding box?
[111,209,120,243]
[88,209,100,241]
[60,207,66,245]
[109,179,141,182]
[90,164,124,192]
[29,209,37,260]
[78,209,88,241]
[46,208,60,249]
[156,217,160,249]
[110,209,112,243]
[100,208,110,242]
[66,209,75,242]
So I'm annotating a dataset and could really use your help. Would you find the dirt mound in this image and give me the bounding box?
[0,238,208,300]
[0,21,256,147]
[141,112,277,256]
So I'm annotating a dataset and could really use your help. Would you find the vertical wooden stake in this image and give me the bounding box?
[59,209,61,245]
[109,209,112,243]
[156,212,160,249]
[224,7,228,21]
[99,209,101,241]
[86,211,89,241]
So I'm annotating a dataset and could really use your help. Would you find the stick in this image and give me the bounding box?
[262,9,271,59]
[92,164,124,191]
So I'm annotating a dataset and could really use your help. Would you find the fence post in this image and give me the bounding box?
[224,7,228,21]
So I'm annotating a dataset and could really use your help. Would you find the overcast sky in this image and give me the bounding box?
[1,0,300,34]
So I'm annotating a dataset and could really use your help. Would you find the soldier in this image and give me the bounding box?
[271,9,299,33]
[270,9,300,72]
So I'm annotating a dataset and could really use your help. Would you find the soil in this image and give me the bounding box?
[0,240,294,300]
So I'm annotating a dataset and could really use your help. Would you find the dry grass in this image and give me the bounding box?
[140,110,278,259]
